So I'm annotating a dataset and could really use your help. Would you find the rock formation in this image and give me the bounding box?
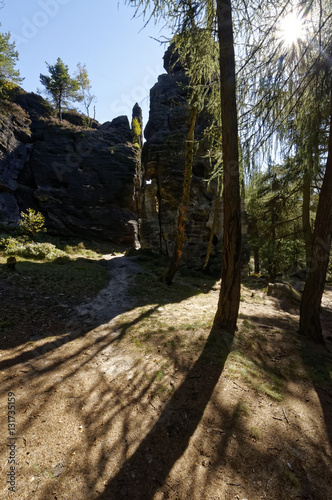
[0,89,140,246]
[0,50,248,268]
[139,46,224,272]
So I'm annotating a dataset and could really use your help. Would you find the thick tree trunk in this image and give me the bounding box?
[213,0,242,333]
[299,95,332,344]
[164,106,198,285]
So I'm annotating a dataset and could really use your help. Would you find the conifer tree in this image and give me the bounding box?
[40,58,80,121]
[0,25,22,96]
[239,0,332,342]
[126,0,242,331]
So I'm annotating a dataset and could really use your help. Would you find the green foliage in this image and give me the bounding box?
[131,117,142,145]
[246,166,308,278]
[0,25,22,97]
[39,58,81,120]
[75,62,96,119]
[1,237,64,260]
[18,208,46,236]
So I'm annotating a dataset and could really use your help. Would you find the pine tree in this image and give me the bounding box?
[40,58,80,121]
[299,92,332,344]
[0,25,22,96]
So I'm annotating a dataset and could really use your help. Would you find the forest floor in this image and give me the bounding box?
[0,245,332,500]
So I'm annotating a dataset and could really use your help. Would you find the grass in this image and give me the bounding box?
[226,349,285,401]
[235,400,250,418]
[284,466,300,487]
[0,233,109,309]
[300,344,332,384]
[249,426,260,440]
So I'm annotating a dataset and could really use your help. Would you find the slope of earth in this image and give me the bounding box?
[0,250,331,500]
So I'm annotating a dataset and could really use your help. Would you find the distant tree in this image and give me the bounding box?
[299,93,332,344]
[0,25,22,96]
[75,62,96,120]
[39,58,80,121]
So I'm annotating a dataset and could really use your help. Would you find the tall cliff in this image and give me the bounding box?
[0,89,140,246]
[139,46,224,271]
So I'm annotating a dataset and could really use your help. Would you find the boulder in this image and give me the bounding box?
[267,282,302,303]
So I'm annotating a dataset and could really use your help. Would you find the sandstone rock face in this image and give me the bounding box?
[140,47,223,271]
[0,111,30,224]
[0,90,140,246]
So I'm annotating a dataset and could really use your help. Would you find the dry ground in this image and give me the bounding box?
[0,251,332,500]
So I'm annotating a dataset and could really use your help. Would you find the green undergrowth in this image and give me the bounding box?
[130,250,218,305]
[0,257,108,303]
[0,232,111,302]
[226,348,285,401]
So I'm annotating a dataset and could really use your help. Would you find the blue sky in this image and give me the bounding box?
[0,0,170,125]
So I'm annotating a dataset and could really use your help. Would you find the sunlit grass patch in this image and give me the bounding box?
[226,349,285,401]
[249,426,260,440]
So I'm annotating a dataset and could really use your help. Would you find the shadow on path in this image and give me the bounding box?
[97,327,233,500]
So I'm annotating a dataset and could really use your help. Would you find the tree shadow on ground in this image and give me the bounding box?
[299,312,332,454]
[244,289,332,461]
[0,253,214,361]
[96,327,233,500]
[1,264,332,499]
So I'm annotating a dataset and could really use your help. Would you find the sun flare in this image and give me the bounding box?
[279,12,305,48]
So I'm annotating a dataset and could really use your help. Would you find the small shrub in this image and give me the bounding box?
[2,238,65,260]
[19,209,46,236]
[64,245,75,254]
[20,242,60,260]
[2,237,23,255]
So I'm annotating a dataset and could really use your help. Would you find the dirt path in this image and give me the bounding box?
[0,260,332,500]
[68,254,142,330]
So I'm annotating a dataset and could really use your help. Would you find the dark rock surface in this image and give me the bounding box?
[0,90,140,246]
[140,46,223,271]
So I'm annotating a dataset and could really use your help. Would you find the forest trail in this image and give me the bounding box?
[0,253,332,500]
[68,254,142,330]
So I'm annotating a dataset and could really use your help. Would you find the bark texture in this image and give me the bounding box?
[299,95,332,344]
[213,0,242,333]
[302,169,313,269]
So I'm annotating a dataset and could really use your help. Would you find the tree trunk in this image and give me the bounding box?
[164,106,198,285]
[203,177,222,270]
[299,93,332,344]
[58,87,63,121]
[213,0,242,333]
[302,168,313,270]
[253,247,260,274]
[269,207,277,282]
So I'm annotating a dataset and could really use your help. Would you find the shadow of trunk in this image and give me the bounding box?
[97,326,234,500]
